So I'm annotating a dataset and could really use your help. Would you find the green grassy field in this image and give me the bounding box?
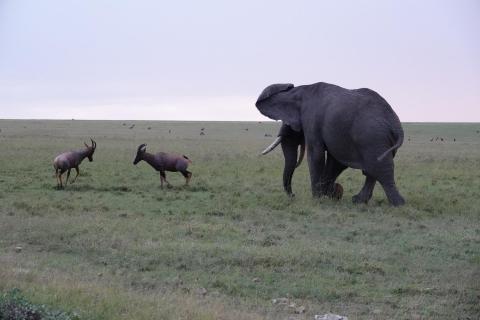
[0,120,479,320]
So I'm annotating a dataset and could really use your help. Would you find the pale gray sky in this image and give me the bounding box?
[0,0,479,121]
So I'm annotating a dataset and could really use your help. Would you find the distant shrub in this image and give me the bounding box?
[0,288,79,320]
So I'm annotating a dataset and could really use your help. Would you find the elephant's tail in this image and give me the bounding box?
[377,129,404,161]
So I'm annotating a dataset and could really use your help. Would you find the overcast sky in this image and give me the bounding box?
[0,0,479,121]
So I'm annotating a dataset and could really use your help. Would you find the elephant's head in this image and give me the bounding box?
[262,123,305,196]
[255,83,302,132]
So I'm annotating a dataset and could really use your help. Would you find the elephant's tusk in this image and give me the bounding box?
[261,136,282,155]
[296,143,305,168]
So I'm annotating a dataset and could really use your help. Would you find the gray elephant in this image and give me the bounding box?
[256,82,405,206]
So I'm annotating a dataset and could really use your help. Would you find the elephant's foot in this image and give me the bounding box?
[352,193,369,204]
[389,195,405,207]
[284,185,294,198]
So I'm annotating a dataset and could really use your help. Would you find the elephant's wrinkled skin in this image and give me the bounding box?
[256,82,405,206]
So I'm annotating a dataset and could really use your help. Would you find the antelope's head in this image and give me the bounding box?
[133,144,147,165]
[84,139,97,162]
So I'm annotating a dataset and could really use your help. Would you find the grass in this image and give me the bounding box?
[0,119,479,319]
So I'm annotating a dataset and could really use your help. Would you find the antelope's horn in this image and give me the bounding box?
[261,136,282,155]
[137,143,147,152]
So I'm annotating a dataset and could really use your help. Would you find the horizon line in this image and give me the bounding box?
[1,118,479,124]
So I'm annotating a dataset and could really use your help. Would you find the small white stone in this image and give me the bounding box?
[314,314,348,320]
[196,287,207,296]
[272,297,289,305]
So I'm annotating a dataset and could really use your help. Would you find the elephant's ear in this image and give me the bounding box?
[255,83,301,132]
[256,83,294,104]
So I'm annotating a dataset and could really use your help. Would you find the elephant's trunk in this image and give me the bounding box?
[282,140,301,196]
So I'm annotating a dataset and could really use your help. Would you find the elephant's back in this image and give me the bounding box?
[320,86,400,168]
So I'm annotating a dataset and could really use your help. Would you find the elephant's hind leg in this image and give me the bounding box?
[378,176,405,206]
[363,154,404,206]
[352,173,376,204]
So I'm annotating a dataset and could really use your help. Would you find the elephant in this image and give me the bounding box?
[256,82,405,206]
[262,123,343,200]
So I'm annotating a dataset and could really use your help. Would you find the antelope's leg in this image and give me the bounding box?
[181,170,192,186]
[55,169,60,188]
[71,167,79,184]
[65,169,71,185]
[187,171,192,185]
[161,171,171,187]
[160,172,164,189]
[59,173,64,188]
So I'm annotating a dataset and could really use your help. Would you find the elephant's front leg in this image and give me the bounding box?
[307,144,326,197]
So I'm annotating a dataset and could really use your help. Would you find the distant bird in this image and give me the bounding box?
[133,144,192,188]
[201,128,205,131]
[122,123,126,126]
[169,129,171,134]
[129,124,135,129]
[147,127,151,130]
[200,131,205,136]
[453,138,456,142]
[430,138,433,142]
[53,139,96,188]
[264,133,272,137]
[440,138,444,141]
[245,128,249,131]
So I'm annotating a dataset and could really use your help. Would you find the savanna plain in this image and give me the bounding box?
[0,120,479,320]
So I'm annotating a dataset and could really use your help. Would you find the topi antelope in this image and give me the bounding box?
[53,139,97,188]
[133,144,192,188]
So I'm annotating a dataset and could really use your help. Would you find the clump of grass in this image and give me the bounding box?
[0,288,79,320]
